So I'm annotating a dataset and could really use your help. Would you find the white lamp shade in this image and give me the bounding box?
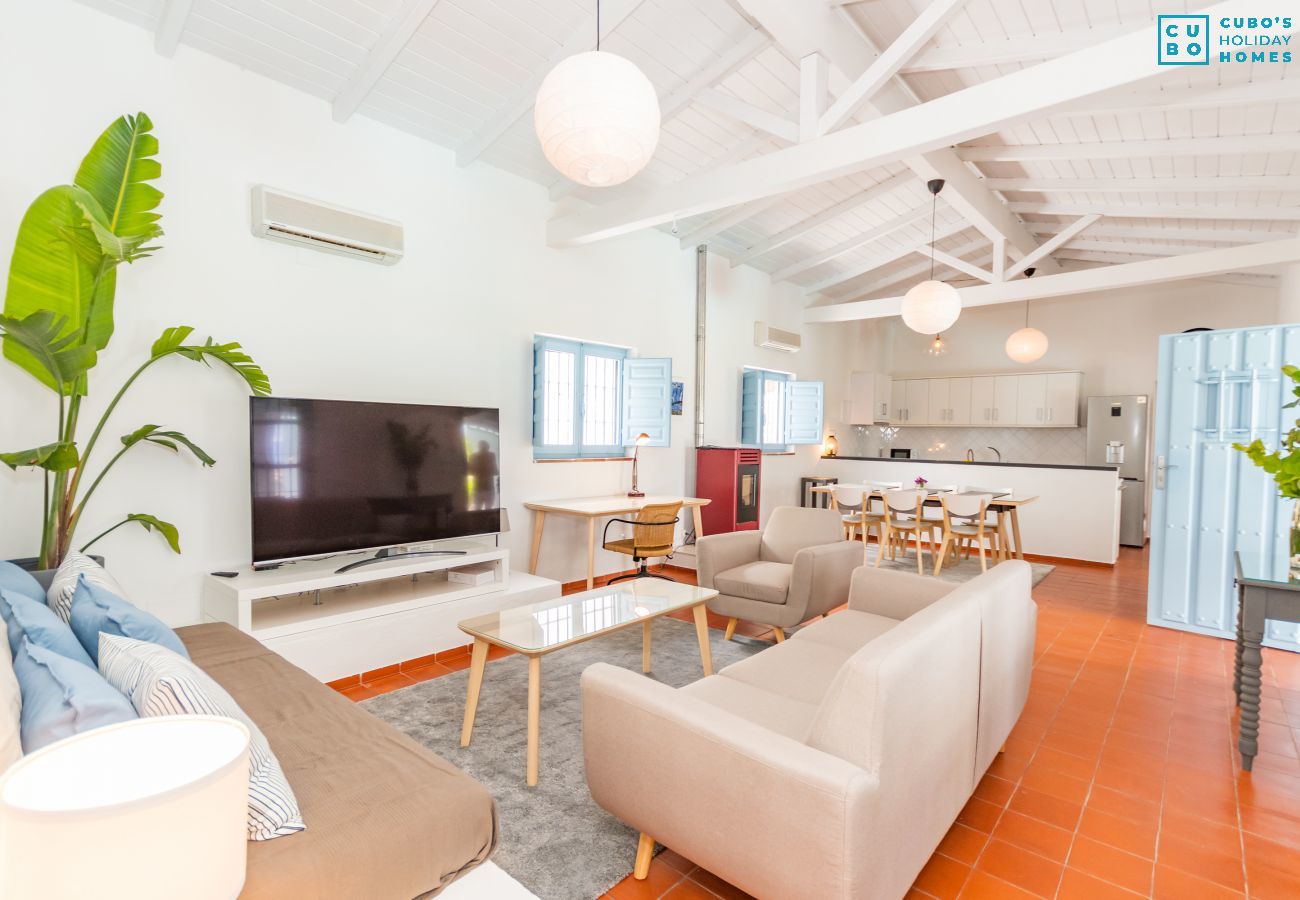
[0,716,251,900]
[1006,326,1050,363]
[901,280,961,335]
[534,50,660,187]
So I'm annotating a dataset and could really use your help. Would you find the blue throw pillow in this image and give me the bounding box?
[1,588,95,668]
[0,560,47,606]
[13,638,136,752]
[69,575,189,665]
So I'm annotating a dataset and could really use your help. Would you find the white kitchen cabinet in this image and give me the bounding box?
[927,379,949,424]
[948,377,972,425]
[1045,372,1082,426]
[1017,374,1048,425]
[848,372,891,424]
[971,377,995,425]
[993,376,1019,425]
[889,379,908,425]
[905,380,930,425]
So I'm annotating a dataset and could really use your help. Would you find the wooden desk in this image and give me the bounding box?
[524,495,712,589]
[811,485,1039,560]
[1233,551,1300,771]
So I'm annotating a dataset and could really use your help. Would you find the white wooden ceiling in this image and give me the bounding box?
[78,0,1300,307]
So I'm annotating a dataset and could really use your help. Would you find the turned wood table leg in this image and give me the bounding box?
[1238,625,1264,771]
[1233,584,1246,704]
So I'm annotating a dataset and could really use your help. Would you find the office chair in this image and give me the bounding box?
[602,501,683,584]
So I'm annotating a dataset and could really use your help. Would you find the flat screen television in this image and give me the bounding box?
[249,397,502,565]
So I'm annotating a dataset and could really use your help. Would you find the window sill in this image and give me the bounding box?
[763,451,796,457]
[534,456,634,463]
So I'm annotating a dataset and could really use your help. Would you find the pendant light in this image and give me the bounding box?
[534,1,661,187]
[901,179,962,335]
[1005,268,1049,364]
[927,334,948,356]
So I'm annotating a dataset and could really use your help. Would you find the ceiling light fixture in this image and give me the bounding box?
[534,0,660,187]
[901,179,962,335]
[1005,267,1049,364]
[927,333,948,356]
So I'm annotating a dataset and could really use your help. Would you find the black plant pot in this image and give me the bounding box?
[7,555,104,592]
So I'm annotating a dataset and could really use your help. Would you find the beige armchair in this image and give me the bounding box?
[696,506,859,642]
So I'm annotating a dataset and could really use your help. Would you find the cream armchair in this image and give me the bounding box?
[697,506,859,641]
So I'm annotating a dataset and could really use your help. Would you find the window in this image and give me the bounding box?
[740,368,824,452]
[532,337,672,459]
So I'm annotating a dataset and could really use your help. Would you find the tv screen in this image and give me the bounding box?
[249,397,502,564]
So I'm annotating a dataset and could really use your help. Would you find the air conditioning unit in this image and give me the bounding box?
[250,185,404,265]
[754,321,801,353]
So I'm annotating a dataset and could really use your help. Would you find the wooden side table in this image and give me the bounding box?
[1233,551,1300,771]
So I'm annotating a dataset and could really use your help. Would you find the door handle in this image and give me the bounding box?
[1155,455,1175,489]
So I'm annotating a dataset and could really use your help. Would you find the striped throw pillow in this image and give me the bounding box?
[47,553,125,624]
[98,633,306,841]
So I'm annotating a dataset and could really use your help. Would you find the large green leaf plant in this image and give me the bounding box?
[0,113,270,568]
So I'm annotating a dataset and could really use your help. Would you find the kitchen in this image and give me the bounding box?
[815,369,1149,564]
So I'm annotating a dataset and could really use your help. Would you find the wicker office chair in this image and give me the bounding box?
[602,501,683,584]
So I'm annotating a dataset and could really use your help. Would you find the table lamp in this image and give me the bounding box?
[0,715,251,900]
[628,432,651,498]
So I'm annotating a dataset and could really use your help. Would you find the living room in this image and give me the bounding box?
[1,1,1298,899]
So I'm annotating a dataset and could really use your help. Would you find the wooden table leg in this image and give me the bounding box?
[460,638,490,747]
[529,511,546,575]
[586,517,597,589]
[691,604,714,676]
[527,655,541,786]
[1233,584,1246,704]
[691,503,705,541]
[1238,595,1266,771]
[642,619,653,673]
[1009,508,1025,560]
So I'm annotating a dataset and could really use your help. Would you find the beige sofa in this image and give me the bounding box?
[581,561,1036,900]
[697,506,860,640]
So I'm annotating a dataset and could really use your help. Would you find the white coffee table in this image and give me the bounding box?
[457,578,718,786]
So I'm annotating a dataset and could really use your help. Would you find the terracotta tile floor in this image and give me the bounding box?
[332,551,1300,899]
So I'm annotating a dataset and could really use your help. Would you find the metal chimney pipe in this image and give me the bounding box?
[694,244,707,450]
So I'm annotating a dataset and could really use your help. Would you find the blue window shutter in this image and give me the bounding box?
[622,357,671,447]
[785,380,824,445]
[531,337,545,450]
[532,336,582,459]
[740,369,761,446]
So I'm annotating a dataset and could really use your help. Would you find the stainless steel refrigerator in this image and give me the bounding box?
[1086,395,1151,547]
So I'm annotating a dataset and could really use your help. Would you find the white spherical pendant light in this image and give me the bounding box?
[1006,326,1049,364]
[534,49,660,187]
[902,280,961,335]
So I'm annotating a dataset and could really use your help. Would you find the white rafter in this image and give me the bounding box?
[154,0,193,57]
[1027,222,1292,244]
[818,0,967,136]
[1067,77,1300,118]
[805,218,970,295]
[456,0,646,167]
[986,176,1300,193]
[729,171,911,267]
[841,237,991,300]
[1007,202,1300,221]
[677,195,785,248]
[1064,239,1250,257]
[696,88,799,143]
[958,133,1300,162]
[799,53,829,142]
[1005,214,1099,277]
[771,205,930,282]
[332,0,442,123]
[548,0,1251,248]
[923,247,993,282]
[900,26,1134,73]
[805,237,1300,323]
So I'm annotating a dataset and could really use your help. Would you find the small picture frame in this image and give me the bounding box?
[671,380,684,415]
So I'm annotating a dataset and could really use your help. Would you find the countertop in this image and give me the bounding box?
[821,455,1118,473]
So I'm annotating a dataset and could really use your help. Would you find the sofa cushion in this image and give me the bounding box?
[713,561,791,606]
[0,561,46,606]
[14,639,136,753]
[2,588,95,669]
[719,638,852,706]
[47,552,125,624]
[758,507,844,564]
[682,675,819,742]
[98,633,305,842]
[69,576,189,664]
[792,609,899,654]
[177,622,498,900]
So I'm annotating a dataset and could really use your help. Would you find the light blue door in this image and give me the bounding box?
[1149,325,1300,651]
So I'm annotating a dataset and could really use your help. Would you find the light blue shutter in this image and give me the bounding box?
[622,357,672,447]
[740,369,761,446]
[531,337,545,450]
[532,336,581,458]
[785,380,824,445]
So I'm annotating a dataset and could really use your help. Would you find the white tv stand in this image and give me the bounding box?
[202,540,560,681]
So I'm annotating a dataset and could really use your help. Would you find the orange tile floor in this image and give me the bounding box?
[331,550,1300,899]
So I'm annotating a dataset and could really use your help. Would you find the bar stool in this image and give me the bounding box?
[933,493,1001,573]
[876,489,935,576]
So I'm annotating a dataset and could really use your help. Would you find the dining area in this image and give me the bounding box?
[811,482,1038,577]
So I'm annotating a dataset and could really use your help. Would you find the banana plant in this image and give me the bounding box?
[1,113,270,569]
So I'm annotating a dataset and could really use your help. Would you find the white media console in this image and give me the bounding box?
[201,539,561,681]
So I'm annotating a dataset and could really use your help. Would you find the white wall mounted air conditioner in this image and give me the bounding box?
[250,185,404,265]
[755,321,801,353]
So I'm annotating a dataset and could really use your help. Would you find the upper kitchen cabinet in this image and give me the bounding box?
[889,379,907,425]
[848,372,891,424]
[1016,372,1082,426]
[948,377,972,425]
[972,375,1019,425]
[905,379,931,425]
[1017,374,1048,425]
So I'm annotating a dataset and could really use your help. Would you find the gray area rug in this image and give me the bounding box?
[362,617,763,900]
[871,549,1055,585]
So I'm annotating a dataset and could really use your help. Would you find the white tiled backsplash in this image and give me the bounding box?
[836,424,1088,466]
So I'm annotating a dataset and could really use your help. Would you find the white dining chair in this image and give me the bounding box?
[876,489,935,576]
[933,493,1002,573]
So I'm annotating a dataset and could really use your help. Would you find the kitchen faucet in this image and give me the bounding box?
[987,446,1002,462]
[965,448,975,461]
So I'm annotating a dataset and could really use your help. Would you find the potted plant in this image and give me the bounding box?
[1234,364,1300,574]
[1,112,270,576]
[914,476,928,490]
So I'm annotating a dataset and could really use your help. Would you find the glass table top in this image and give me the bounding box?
[1235,550,1300,589]
[458,579,716,653]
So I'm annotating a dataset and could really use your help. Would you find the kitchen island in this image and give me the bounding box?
[816,457,1121,564]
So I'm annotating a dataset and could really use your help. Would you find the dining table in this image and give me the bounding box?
[810,483,1039,560]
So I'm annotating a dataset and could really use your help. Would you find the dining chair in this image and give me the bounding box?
[933,494,1001,573]
[831,485,870,541]
[876,489,934,576]
[958,486,1014,561]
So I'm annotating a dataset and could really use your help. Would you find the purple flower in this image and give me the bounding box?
[914,476,927,487]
